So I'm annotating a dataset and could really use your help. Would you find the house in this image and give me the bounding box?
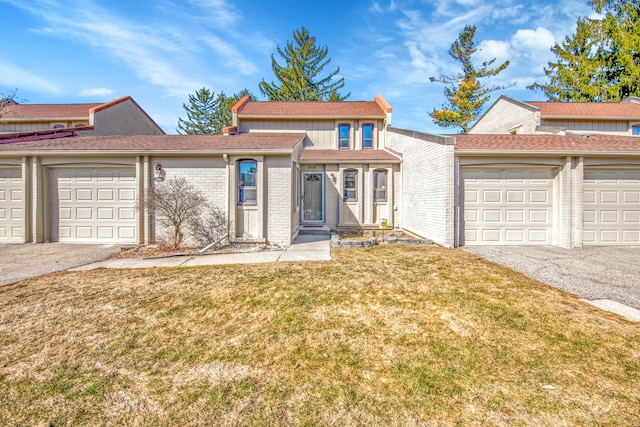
[469,95,640,136]
[0,94,638,248]
[0,96,165,137]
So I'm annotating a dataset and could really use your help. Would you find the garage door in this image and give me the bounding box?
[584,170,640,245]
[462,169,554,245]
[0,168,24,243]
[50,168,137,243]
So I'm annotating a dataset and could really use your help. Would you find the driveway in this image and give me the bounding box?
[464,246,640,310]
[0,243,123,287]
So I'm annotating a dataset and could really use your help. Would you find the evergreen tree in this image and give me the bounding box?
[528,0,639,101]
[259,26,349,101]
[429,25,511,133]
[177,88,252,134]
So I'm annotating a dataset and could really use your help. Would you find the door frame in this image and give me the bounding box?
[301,172,325,223]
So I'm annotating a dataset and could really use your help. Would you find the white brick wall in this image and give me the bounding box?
[387,128,455,247]
[265,155,293,246]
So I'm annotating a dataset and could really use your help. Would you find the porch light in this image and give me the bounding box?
[153,162,165,182]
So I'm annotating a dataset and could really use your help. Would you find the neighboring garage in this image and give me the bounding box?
[0,167,24,243]
[460,169,554,245]
[49,168,138,244]
[583,169,640,245]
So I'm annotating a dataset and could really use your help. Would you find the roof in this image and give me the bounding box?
[526,101,640,119]
[235,95,391,119]
[1,102,100,120]
[299,149,401,163]
[0,133,306,154]
[455,134,640,154]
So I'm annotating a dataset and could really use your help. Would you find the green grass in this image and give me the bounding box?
[0,245,639,426]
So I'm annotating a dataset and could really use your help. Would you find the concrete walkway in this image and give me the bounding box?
[71,235,331,272]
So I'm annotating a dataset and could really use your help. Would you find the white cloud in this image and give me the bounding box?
[477,40,511,63]
[0,60,61,94]
[202,36,258,76]
[78,88,115,97]
[511,27,556,57]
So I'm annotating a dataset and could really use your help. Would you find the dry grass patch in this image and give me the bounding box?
[1,245,639,426]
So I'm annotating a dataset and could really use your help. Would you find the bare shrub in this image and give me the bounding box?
[141,177,208,248]
[188,203,228,247]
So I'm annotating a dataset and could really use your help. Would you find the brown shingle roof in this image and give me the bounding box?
[1,103,99,120]
[299,149,401,163]
[0,133,306,153]
[237,101,388,118]
[527,101,640,118]
[455,134,640,153]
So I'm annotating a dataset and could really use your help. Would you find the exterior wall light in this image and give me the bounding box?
[153,162,165,182]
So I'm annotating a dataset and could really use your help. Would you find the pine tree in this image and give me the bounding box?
[429,25,510,133]
[177,88,252,134]
[528,0,639,101]
[259,27,349,101]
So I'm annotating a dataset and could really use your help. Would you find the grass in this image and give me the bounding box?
[1,245,639,426]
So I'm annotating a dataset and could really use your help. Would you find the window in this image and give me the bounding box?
[339,123,350,149]
[238,160,257,205]
[362,123,374,148]
[343,169,357,201]
[633,125,640,136]
[373,169,387,201]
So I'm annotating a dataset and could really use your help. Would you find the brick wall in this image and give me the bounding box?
[265,155,294,246]
[386,127,455,247]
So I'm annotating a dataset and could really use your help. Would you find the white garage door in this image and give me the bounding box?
[584,170,640,245]
[0,168,24,243]
[50,168,138,243]
[462,169,554,245]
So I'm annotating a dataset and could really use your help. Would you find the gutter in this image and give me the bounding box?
[455,149,640,157]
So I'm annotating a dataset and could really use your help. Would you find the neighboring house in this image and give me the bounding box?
[469,95,640,136]
[0,96,165,136]
[0,94,638,249]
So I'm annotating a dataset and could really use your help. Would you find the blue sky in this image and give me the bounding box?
[1,0,596,134]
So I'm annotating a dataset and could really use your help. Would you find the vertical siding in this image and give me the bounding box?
[387,128,455,247]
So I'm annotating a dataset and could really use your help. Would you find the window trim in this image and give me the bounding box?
[237,159,257,206]
[373,169,387,202]
[343,169,358,202]
[362,123,374,149]
[338,123,351,149]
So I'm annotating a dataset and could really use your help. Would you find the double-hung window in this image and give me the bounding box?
[343,169,357,201]
[373,169,387,202]
[362,123,374,149]
[339,123,350,149]
[238,160,257,205]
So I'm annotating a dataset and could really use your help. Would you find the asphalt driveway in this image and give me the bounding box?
[464,246,640,310]
[0,243,123,287]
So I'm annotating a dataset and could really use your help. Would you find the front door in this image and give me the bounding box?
[302,173,324,222]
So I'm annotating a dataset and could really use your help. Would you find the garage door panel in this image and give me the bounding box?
[462,169,554,245]
[0,168,25,242]
[584,170,640,245]
[51,168,137,243]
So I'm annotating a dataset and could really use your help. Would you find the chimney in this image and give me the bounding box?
[223,126,238,136]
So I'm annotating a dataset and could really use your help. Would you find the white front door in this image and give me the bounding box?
[302,173,324,222]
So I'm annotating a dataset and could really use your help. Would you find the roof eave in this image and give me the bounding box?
[239,114,386,120]
[455,149,640,156]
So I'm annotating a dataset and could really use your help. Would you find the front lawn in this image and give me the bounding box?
[0,245,638,426]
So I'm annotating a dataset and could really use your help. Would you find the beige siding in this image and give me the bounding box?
[0,120,89,133]
[469,98,539,134]
[240,119,385,149]
[541,119,630,135]
[387,128,455,247]
[92,98,164,135]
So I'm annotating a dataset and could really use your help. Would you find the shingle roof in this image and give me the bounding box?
[0,103,99,120]
[526,101,640,118]
[455,134,640,153]
[299,149,401,163]
[237,101,388,118]
[0,133,306,153]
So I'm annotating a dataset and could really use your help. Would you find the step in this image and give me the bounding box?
[298,225,331,236]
